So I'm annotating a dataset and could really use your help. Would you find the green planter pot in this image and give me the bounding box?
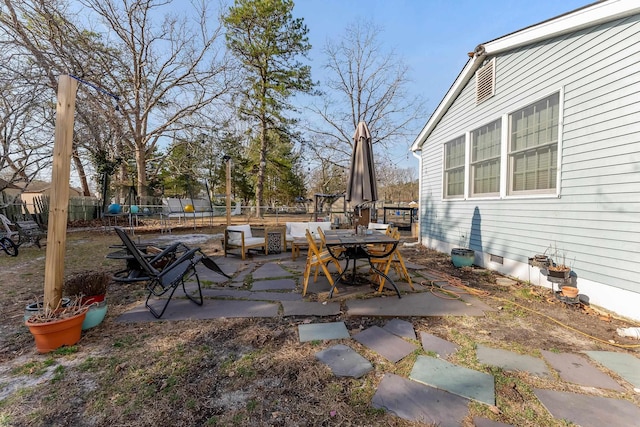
[82,300,108,330]
[451,248,475,268]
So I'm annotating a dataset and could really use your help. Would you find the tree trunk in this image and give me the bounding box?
[135,144,146,202]
[256,115,267,218]
[72,149,91,196]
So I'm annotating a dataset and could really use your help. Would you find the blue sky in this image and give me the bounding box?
[292,0,592,168]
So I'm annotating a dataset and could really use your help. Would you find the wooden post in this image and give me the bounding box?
[225,157,231,226]
[44,75,78,310]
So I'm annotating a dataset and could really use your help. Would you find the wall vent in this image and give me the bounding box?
[490,254,503,264]
[476,58,495,104]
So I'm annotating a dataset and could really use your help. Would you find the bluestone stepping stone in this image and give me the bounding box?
[420,331,458,358]
[353,326,417,363]
[252,263,292,279]
[541,350,623,391]
[473,417,513,427]
[372,373,470,426]
[298,321,350,342]
[231,264,254,284]
[476,345,552,378]
[534,388,640,427]
[196,266,231,283]
[251,278,296,291]
[117,299,279,322]
[383,318,416,340]
[584,351,640,389]
[346,292,493,317]
[401,261,427,270]
[410,355,495,405]
[315,344,373,378]
[282,300,341,316]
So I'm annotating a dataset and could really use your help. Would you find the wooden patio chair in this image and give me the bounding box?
[369,228,414,292]
[302,229,342,296]
[114,227,204,318]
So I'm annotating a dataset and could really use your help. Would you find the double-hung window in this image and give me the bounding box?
[444,136,465,198]
[508,93,559,194]
[470,119,501,197]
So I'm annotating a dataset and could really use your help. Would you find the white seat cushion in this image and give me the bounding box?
[226,224,253,245]
[289,222,309,238]
[243,236,265,247]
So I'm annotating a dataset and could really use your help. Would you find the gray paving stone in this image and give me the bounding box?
[282,300,341,316]
[196,265,232,283]
[420,331,458,358]
[117,299,280,322]
[231,263,255,284]
[372,373,469,426]
[201,288,253,299]
[534,388,640,427]
[315,344,373,378]
[251,278,296,291]
[346,292,493,317]
[252,263,293,279]
[353,326,417,363]
[477,345,552,378]
[383,318,416,340]
[402,261,428,270]
[473,417,513,426]
[410,355,495,405]
[584,351,640,389]
[298,321,350,342]
[541,350,624,391]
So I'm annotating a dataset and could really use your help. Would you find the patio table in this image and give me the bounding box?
[323,230,401,299]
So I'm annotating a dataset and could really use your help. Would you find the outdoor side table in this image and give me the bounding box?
[267,230,283,254]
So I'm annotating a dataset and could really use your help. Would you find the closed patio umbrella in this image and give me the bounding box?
[346,121,378,208]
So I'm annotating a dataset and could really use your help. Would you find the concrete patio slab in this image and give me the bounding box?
[199,288,302,301]
[345,292,493,317]
[420,331,458,358]
[410,356,495,405]
[298,321,350,342]
[541,350,624,391]
[352,326,417,363]
[473,417,513,427]
[315,344,373,378]
[584,351,640,389]
[251,278,296,291]
[476,345,552,379]
[383,318,416,340]
[281,300,341,316]
[252,263,293,279]
[534,388,640,427]
[372,373,470,426]
[116,298,280,322]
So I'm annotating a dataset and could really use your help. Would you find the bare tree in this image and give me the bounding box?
[307,21,425,167]
[81,0,233,198]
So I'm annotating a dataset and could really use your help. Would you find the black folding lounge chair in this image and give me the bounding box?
[113,227,205,318]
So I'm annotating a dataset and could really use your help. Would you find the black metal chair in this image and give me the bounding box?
[113,227,206,318]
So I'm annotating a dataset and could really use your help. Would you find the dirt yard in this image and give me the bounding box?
[0,219,639,426]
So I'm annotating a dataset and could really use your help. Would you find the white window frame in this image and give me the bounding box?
[470,118,502,197]
[443,135,466,199]
[507,91,562,196]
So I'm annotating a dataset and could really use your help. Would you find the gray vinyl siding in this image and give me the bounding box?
[419,13,640,293]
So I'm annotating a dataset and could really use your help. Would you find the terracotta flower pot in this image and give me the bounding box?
[561,286,579,298]
[25,308,88,353]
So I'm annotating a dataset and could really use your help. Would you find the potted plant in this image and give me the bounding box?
[25,297,88,353]
[63,271,111,330]
[451,230,475,268]
[546,245,572,279]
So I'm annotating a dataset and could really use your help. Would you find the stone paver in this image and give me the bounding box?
[282,300,341,316]
[541,350,624,391]
[584,351,640,389]
[251,278,296,291]
[534,388,640,427]
[410,356,495,405]
[252,262,293,279]
[476,345,552,379]
[353,326,417,363]
[420,331,458,358]
[383,318,416,340]
[372,373,470,427]
[298,321,350,342]
[346,292,494,317]
[117,298,279,322]
[315,344,373,378]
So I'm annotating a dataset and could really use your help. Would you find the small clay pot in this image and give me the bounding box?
[561,286,579,298]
